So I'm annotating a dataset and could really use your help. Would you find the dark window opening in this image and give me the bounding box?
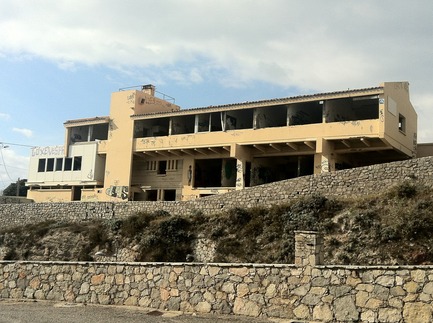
[64,158,73,171]
[197,114,210,132]
[92,123,109,140]
[163,189,176,201]
[225,109,253,130]
[157,160,167,175]
[399,114,406,133]
[171,115,195,135]
[55,158,63,171]
[251,155,314,186]
[72,186,82,201]
[69,123,109,144]
[194,158,236,188]
[134,117,170,138]
[288,102,323,126]
[255,105,288,129]
[38,159,46,172]
[210,112,223,131]
[46,158,54,172]
[245,162,251,187]
[146,189,158,201]
[326,96,379,123]
[73,156,82,171]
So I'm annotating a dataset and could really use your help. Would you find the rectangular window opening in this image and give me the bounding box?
[157,160,167,175]
[64,157,73,171]
[73,156,82,171]
[55,158,63,171]
[46,158,55,172]
[399,114,406,133]
[38,159,46,172]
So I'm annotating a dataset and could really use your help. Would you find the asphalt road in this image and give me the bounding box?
[0,300,298,323]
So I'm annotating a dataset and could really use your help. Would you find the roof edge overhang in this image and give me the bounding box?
[131,86,384,120]
[64,116,110,127]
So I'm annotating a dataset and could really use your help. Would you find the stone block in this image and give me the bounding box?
[233,298,260,317]
[403,302,432,323]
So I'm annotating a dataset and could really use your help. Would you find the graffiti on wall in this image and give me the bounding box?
[31,146,65,157]
[106,186,128,200]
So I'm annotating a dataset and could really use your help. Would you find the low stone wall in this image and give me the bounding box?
[0,196,33,204]
[1,156,433,229]
[1,260,433,321]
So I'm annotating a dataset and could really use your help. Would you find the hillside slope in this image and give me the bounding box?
[1,181,433,265]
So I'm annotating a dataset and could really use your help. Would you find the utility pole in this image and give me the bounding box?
[16,177,20,197]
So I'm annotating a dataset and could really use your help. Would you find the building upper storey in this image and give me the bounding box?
[126,82,416,161]
[59,82,417,162]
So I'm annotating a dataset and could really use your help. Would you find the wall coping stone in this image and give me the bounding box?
[3,260,433,270]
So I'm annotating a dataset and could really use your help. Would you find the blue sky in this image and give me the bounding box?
[1,0,433,191]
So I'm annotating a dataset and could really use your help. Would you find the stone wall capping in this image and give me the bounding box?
[318,265,433,270]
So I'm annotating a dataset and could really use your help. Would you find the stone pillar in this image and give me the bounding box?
[294,231,323,266]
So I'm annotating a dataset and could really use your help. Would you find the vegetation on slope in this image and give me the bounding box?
[1,181,433,265]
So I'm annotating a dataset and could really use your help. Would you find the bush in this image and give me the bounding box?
[119,212,155,237]
[388,181,418,199]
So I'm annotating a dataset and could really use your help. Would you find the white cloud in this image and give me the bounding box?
[0,147,29,189]
[12,127,33,138]
[1,1,433,139]
[0,112,10,120]
[2,1,432,91]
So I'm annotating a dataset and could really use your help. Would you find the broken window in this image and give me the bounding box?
[254,105,287,129]
[325,96,379,123]
[171,115,195,135]
[134,118,170,138]
[68,124,108,144]
[196,113,211,132]
[287,102,323,126]
[224,109,254,130]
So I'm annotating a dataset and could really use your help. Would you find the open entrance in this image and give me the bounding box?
[251,155,314,186]
[72,186,82,201]
[194,158,237,188]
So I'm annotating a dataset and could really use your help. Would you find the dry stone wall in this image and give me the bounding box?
[1,156,433,229]
[1,231,433,322]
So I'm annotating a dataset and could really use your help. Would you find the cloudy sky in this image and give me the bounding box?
[1,0,433,191]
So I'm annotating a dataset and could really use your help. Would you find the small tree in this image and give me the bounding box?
[2,179,29,197]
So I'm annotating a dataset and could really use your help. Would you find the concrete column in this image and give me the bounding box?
[294,231,323,266]
[314,138,335,174]
[235,159,245,190]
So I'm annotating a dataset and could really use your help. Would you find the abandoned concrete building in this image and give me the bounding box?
[26,82,417,202]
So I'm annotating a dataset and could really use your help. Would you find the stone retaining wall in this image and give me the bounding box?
[1,232,432,322]
[1,156,433,229]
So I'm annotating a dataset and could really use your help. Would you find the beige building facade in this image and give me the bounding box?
[27,82,417,202]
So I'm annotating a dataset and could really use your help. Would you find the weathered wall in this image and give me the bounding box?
[1,156,433,229]
[1,232,432,322]
[0,196,33,205]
